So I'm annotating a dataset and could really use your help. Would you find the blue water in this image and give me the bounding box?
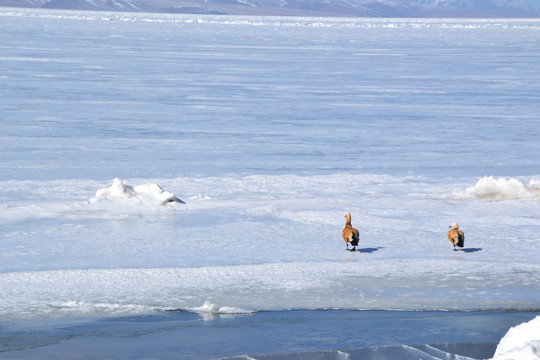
[1,310,538,359]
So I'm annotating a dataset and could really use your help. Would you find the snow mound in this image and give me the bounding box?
[452,176,540,201]
[94,178,184,206]
[491,316,540,360]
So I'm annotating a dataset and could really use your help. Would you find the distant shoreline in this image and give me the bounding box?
[1,3,539,19]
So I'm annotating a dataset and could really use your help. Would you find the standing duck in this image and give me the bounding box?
[342,212,360,252]
[447,222,465,251]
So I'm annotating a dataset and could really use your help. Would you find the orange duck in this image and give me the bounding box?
[342,212,360,252]
[447,222,465,251]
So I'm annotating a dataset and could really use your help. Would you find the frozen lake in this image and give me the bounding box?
[1,9,539,358]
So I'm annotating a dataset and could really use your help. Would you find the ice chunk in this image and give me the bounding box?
[491,316,540,360]
[95,178,183,205]
[452,176,540,201]
[95,178,136,198]
[189,301,256,315]
[188,301,256,321]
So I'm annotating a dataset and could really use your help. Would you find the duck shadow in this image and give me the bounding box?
[456,248,483,253]
[358,247,385,253]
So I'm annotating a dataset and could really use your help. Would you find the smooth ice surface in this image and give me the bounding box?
[2,11,540,181]
[0,11,539,358]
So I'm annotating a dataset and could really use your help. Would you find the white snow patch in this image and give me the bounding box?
[94,178,183,206]
[492,315,540,360]
[452,176,540,201]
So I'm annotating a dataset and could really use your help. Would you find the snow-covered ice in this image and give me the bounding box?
[1,174,539,320]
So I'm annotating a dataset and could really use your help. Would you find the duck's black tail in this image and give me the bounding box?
[350,233,359,247]
[457,234,464,248]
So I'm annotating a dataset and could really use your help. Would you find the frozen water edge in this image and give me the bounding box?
[1,259,539,321]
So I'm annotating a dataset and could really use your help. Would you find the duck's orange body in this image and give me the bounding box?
[342,212,359,251]
[447,222,464,250]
